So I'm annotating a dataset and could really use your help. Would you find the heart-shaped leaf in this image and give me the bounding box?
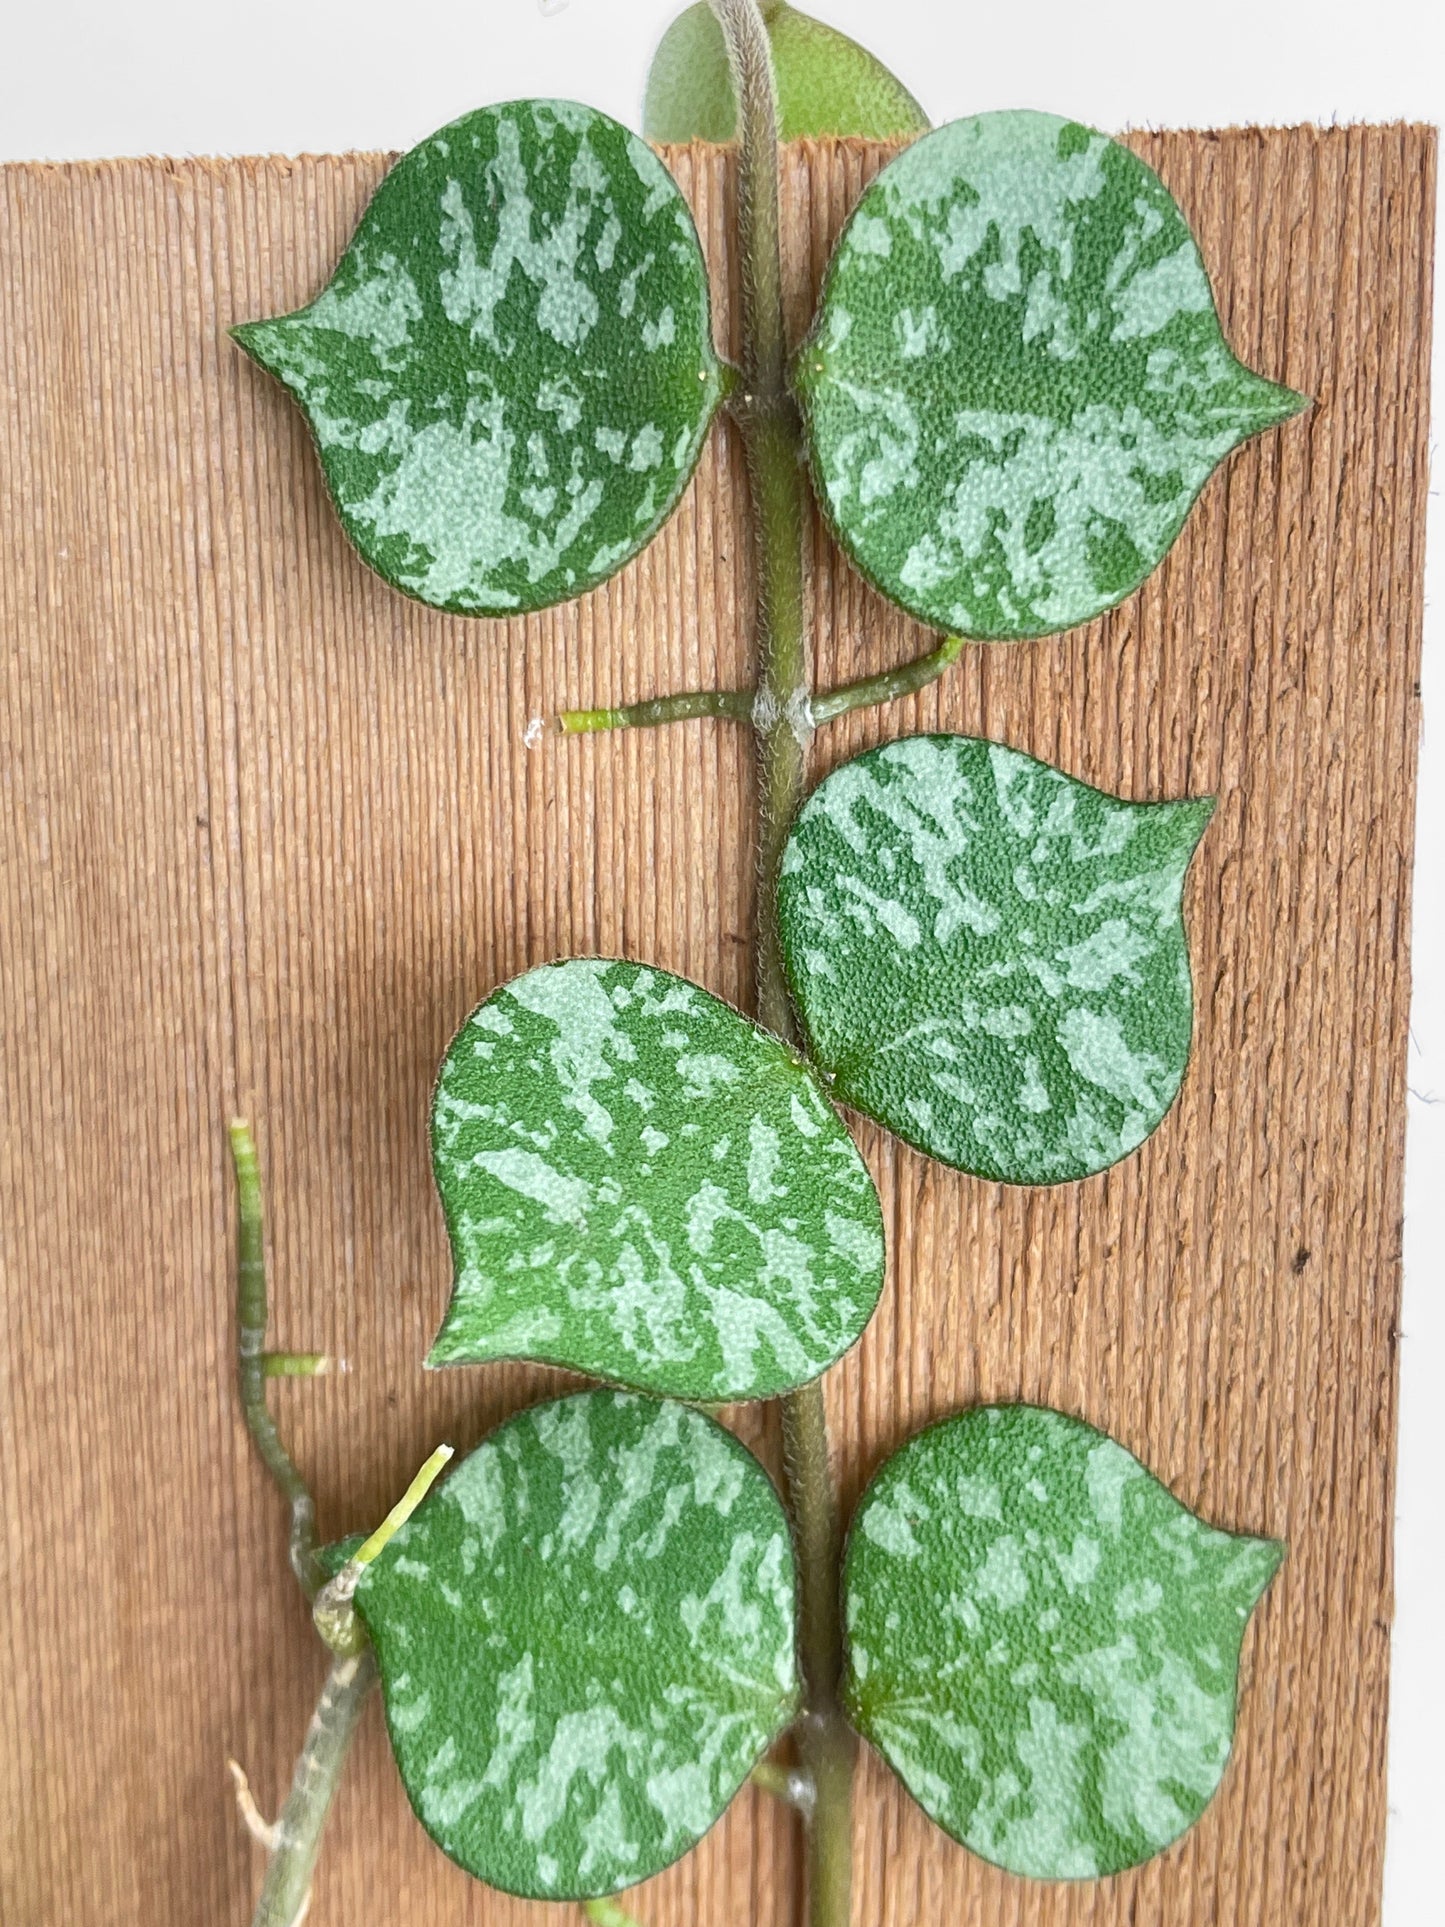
[644,3,929,144]
[777,735,1212,1184]
[355,1391,799,1898]
[428,958,885,1401]
[843,1404,1283,1879]
[233,101,723,616]
[794,110,1307,640]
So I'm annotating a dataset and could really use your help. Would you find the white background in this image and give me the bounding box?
[2,3,1439,1919]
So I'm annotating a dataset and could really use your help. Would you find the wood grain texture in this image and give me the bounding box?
[0,127,1433,1927]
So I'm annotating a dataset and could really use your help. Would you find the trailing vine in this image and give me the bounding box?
[226,6,1307,1925]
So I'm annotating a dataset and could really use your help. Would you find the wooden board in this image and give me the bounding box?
[0,126,1433,1927]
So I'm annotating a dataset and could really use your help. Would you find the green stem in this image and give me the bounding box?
[232,1122,377,1924]
[312,1444,455,1658]
[262,1351,335,1378]
[710,0,809,1041]
[553,634,962,741]
[243,1450,454,1927]
[231,1121,324,1601]
[751,1758,816,1811]
[582,1902,649,1927]
[556,688,751,734]
[780,1380,854,1927]
[249,1648,378,1927]
[812,634,964,724]
[709,7,853,1926]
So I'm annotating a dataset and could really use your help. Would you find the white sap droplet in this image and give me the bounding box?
[523,716,544,748]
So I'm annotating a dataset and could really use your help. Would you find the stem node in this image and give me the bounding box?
[813,633,964,725]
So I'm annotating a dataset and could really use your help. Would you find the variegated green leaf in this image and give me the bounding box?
[776,735,1212,1183]
[233,101,723,616]
[843,1404,1283,1879]
[794,110,1307,640]
[428,958,885,1401]
[644,2,929,144]
[355,1391,799,1898]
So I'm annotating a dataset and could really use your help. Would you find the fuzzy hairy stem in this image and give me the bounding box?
[710,0,808,1039]
[248,1648,378,1927]
[780,1379,855,1927]
[812,634,964,723]
[552,637,962,741]
[231,1121,324,1601]
[709,7,853,1926]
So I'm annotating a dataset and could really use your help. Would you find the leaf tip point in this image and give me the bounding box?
[230,313,300,373]
[1244,370,1313,432]
[1169,791,1217,852]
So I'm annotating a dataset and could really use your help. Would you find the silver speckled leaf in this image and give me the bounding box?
[356,1391,799,1899]
[777,735,1213,1184]
[429,958,885,1401]
[844,1404,1283,1879]
[233,100,723,616]
[794,110,1307,640]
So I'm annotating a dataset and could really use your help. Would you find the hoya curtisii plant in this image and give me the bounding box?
[225,5,1308,1925]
